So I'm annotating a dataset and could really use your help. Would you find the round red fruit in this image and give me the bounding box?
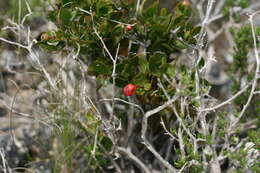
[41,33,50,41]
[182,0,190,6]
[126,25,132,31]
[123,84,137,96]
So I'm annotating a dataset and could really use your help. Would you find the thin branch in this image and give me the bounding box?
[142,137,177,172]
[229,11,260,130]
[77,7,134,26]
[72,43,80,59]
[91,127,99,157]
[193,0,216,98]
[100,98,145,116]
[0,149,11,173]
[0,27,56,90]
[160,117,178,142]
[93,29,115,62]
[111,44,120,120]
[145,97,178,118]
[140,96,179,172]
[0,37,28,49]
[117,147,151,173]
[21,0,33,25]
[198,82,252,112]
[157,79,198,153]
[7,79,20,144]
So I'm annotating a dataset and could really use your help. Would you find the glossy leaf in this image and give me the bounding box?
[59,8,72,25]
[149,52,167,76]
[88,59,112,75]
[138,55,149,74]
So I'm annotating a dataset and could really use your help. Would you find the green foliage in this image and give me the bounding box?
[33,0,259,172]
[37,1,203,171]
[219,22,260,172]
[228,24,260,123]
[229,25,259,113]
[228,147,248,171]
[9,0,46,20]
[251,161,260,172]
[41,0,199,105]
[230,25,253,75]
[218,113,229,139]
[223,0,249,22]
[248,129,260,150]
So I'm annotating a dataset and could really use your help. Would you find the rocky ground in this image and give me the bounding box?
[0,23,55,172]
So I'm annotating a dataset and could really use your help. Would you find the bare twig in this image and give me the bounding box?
[117,147,150,173]
[0,25,56,90]
[77,7,135,26]
[141,96,179,172]
[100,98,145,116]
[0,37,28,49]
[0,149,11,173]
[157,79,198,153]
[198,82,252,112]
[229,11,260,130]
[111,44,120,120]
[7,79,20,144]
[160,117,178,142]
[194,0,216,97]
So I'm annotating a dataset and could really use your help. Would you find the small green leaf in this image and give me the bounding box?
[138,55,149,73]
[162,43,174,52]
[149,52,167,76]
[144,2,158,18]
[121,63,134,77]
[198,58,205,68]
[62,0,71,4]
[59,8,72,25]
[166,64,175,77]
[117,57,138,78]
[100,136,113,150]
[190,26,202,37]
[173,15,185,26]
[160,8,168,16]
[88,59,111,75]
[143,83,151,91]
[174,40,186,49]
[132,74,148,85]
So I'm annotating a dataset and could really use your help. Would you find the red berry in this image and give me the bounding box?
[126,25,132,31]
[182,0,190,6]
[41,33,50,41]
[123,84,137,96]
[41,33,56,41]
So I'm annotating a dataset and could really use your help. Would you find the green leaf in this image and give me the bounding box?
[173,15,185,28]
[160,8,168,16]
[61,0,71,4]
[143,83,151,91]
[117,57,138,78]
[121,63,134,78]
[176,3,191,16]
[88,59,111,75]
[190,26,202,37]
[132,74,150,87]
[100,136,113,151]
[149,52,167,76]
[166,64,175,77]
[59,8,72,25]
[198,58,205,68]
[138,55,149,73]
[162,43,174,52]
[174,39,186,49]
[95,0,113,17]
[143,2,158,18]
